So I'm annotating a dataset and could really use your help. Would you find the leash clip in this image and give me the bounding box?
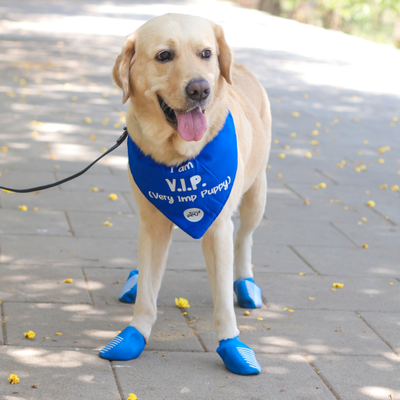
[117,127,129,144]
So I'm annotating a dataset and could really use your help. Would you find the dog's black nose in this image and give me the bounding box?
[185,79,210,101]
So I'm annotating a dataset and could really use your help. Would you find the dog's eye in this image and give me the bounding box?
[156,51,172,62]
[201,50,211,59]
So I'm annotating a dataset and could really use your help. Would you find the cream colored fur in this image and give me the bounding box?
[113,14,271,342]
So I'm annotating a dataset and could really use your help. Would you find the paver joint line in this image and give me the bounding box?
[315,168,339,185]
[283,182,306,201]
[182,309,208,352]
[111,362,125,400]
[356,311,399,357]
[329,222,359,248]
[0,301,7,345]
[287,245,320,274]
[368,206,397,226]
[64,211,75,237]
[82,267,95,305]
[122,192,137,215]
[302,355,342,400]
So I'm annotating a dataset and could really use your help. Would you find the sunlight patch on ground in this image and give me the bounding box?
[260,336,298,347]
[359,386,400,399]
[6,348,97,368]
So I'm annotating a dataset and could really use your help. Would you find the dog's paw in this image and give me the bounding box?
[99,326,145,361]
[119,270,139,304]
[217,336,261,375]
[234,278,262,308]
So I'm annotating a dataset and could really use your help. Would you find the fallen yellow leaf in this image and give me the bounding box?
[175,298,190,308]
[8,374,19,385]
[24,330,35,339]
[333,283,344,288]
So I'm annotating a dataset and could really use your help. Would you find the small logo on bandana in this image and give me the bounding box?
[184,208,204,222]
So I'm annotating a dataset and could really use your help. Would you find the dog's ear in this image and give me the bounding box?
[212,24,233,85]
[113,32,137,104]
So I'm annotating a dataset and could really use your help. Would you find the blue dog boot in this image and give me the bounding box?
[119,270,138,304]
[234,277,262,308]
[99,326,145,361]
[217,336,261,375]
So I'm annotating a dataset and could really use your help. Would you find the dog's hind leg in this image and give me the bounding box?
[100,197,173,361]
[233,170,267,308]
[202,216,261,375]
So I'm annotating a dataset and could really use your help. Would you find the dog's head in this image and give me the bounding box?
[113,14,232,147]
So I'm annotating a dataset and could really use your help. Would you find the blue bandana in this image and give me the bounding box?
[127,111,237,239]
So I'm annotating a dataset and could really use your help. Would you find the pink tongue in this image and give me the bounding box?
[175,106,207,142]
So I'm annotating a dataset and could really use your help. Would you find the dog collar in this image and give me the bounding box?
[127,110,238,239]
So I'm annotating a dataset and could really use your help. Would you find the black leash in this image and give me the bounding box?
[0,128,128,193]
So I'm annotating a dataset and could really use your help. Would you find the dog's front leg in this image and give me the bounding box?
[202,217,261,375]
[202,217,238,341]
[99,178,173,361]
[130,215,173,338]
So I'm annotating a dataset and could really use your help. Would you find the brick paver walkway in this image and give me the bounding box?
[1,1,399,399]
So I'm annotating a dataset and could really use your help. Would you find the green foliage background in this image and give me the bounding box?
[257,0,400,48]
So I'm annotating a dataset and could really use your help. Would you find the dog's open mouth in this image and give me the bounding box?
[157,95,207,142]
[158,95,177,128]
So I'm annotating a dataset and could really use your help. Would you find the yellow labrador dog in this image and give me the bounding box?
[99,13,271,375]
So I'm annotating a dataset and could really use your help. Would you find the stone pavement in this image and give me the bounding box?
[0,1,399,399]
